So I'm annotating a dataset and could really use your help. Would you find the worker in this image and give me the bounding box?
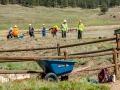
[55,25,58,36]
[13,25,18,38]
[42,24,46,36]
[29,24,34,37]
[7,27,13,39]
[49,26,58,37]
[60,20,68,38]
[78,20,84,39]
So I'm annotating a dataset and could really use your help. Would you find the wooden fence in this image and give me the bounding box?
[23,28,77,36]
[0,35,120,79]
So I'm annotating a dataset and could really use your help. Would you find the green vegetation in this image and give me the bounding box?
[0,0,119,9]
[0,5,120,30]
[0,80,110,90]
[100,3,109,14]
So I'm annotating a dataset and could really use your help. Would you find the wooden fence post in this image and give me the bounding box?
[57,43,61,56]
[116,34,120,58]
[64,52,68,60]
[113,48,118,78]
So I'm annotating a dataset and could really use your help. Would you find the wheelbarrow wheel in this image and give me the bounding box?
[45,73,58,82]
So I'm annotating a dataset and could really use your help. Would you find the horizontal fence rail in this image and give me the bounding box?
[0,47,57,52]
[69,48,113,55]
[60,37,116,48]
[23,28,77,35]
[0,37,116,53]
[0,52,113,62]
[69,52,113,58]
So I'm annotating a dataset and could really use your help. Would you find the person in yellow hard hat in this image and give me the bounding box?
[55,25,58,36]
[78,20,84,39]
[55,25,58,30]
[42,24,46,36]
[49,25,58,37]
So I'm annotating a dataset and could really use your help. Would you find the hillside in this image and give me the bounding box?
[0,4,120,30]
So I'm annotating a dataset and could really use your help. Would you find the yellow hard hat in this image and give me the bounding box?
[42,24,45,26]
[54,26,56,28]
[55,25,58,30]
[56,25,58,28]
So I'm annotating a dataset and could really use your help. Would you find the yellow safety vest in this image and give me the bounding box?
[62,23,67,31]
[78,23,84,31]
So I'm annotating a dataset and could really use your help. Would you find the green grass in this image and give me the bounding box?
[0,80,110,90]
[0,61,41,70]
[0,5,120,30]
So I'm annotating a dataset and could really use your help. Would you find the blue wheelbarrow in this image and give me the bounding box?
[36,59,76,82]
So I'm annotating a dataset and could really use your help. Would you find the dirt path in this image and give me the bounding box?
[104,80,120,90]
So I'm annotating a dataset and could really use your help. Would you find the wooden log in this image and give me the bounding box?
[78,64,115,72]
[64,52,68,60]
[60,38,116,48]
[74,63,120,72]
[69,52,113,58]
[0,47,57,52]
[57,43,61,56]
[69,48,113,55]
[116,34,120,58]
[113,48,118,78]
[0,56,65,61]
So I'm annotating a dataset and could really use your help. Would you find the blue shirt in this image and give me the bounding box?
[42,27,46,35]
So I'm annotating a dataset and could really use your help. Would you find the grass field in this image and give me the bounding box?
[0,79,110,90]
[0,4,119,89]
[0,4,120,30]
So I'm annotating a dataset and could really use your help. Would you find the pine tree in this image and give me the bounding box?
[39,0,46,6]
[53,0,57,7]
[100,3,108,14]
[59,0,64,8]
[46,0,52,7]
[27,0,35,7]
[71,0,76,7]
[1,0,8,5]
[9,0,17,4]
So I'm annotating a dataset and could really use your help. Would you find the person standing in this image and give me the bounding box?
[49,26,58,37]
[61,20,68,38]
[42,24,46,36]
[78,20,84,39]
[29,24,35,37]
[7,27,13,39]
[13,25,18,38]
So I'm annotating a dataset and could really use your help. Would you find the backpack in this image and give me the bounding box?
[98,68,113,83]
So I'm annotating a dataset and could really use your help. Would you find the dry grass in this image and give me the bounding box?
[0,5,120,30]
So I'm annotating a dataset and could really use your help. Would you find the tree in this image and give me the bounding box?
[100,3,108,14]
[9,0,17,4]
[59,0,68,8]
[70,0,76,7]
[46,0,52,7]
[1,0,8,5]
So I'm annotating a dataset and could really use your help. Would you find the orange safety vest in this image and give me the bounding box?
[13,27,18,36]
